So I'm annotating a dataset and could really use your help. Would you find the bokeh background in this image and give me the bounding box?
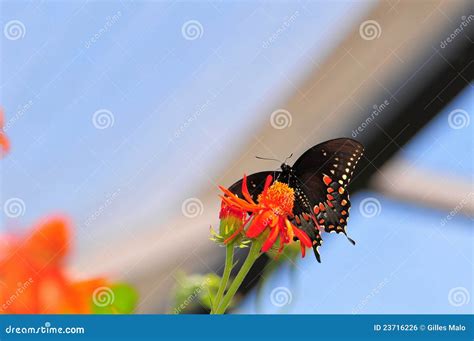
[1,0,472,314]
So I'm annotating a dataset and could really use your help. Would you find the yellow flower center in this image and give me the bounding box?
[258,181,294,215]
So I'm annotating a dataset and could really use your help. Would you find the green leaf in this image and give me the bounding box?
[172,273,222,314]
[91,283,138,314]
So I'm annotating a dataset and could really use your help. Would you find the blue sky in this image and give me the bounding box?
[1,1,373,239]
[238,87,473,314]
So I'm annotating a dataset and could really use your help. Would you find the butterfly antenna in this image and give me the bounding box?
[284,153,293,163]
[255,156,281,162]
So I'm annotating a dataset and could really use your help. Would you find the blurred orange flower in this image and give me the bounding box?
[0,216,128,314]
[0,108,10,155]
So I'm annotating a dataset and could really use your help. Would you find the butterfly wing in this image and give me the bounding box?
[292,138,364,259]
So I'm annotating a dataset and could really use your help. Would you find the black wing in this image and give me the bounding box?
[292,138,364,259]
[227,171,281,202]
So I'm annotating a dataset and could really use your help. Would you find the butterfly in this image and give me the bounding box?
[227,138,364,262]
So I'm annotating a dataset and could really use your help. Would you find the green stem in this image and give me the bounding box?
[215,240,262,314]
[211,244,234,314]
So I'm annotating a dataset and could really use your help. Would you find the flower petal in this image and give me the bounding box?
[263,175,273,193]
[285,219,295,241]
[246,211,272,238]
[261,225,279,252]
[300,242,306,257]
[241,174,256,205]
[293,225,312,248]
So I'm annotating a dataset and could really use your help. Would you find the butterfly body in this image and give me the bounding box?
[229,138,364,262]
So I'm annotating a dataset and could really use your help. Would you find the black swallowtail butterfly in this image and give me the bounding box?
[227,138,364,262]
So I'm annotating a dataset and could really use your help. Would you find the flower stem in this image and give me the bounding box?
[211,244,234,314]
[215,240,262,314]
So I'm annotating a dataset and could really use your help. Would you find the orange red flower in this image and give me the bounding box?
[0,108,10,156]
[219,174,312,257]
[218,201,247,241]
[0,216,121,314]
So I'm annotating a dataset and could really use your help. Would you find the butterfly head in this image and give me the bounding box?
[280,163,292,174]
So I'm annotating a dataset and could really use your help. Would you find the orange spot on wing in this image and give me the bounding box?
[323,175,332,186]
